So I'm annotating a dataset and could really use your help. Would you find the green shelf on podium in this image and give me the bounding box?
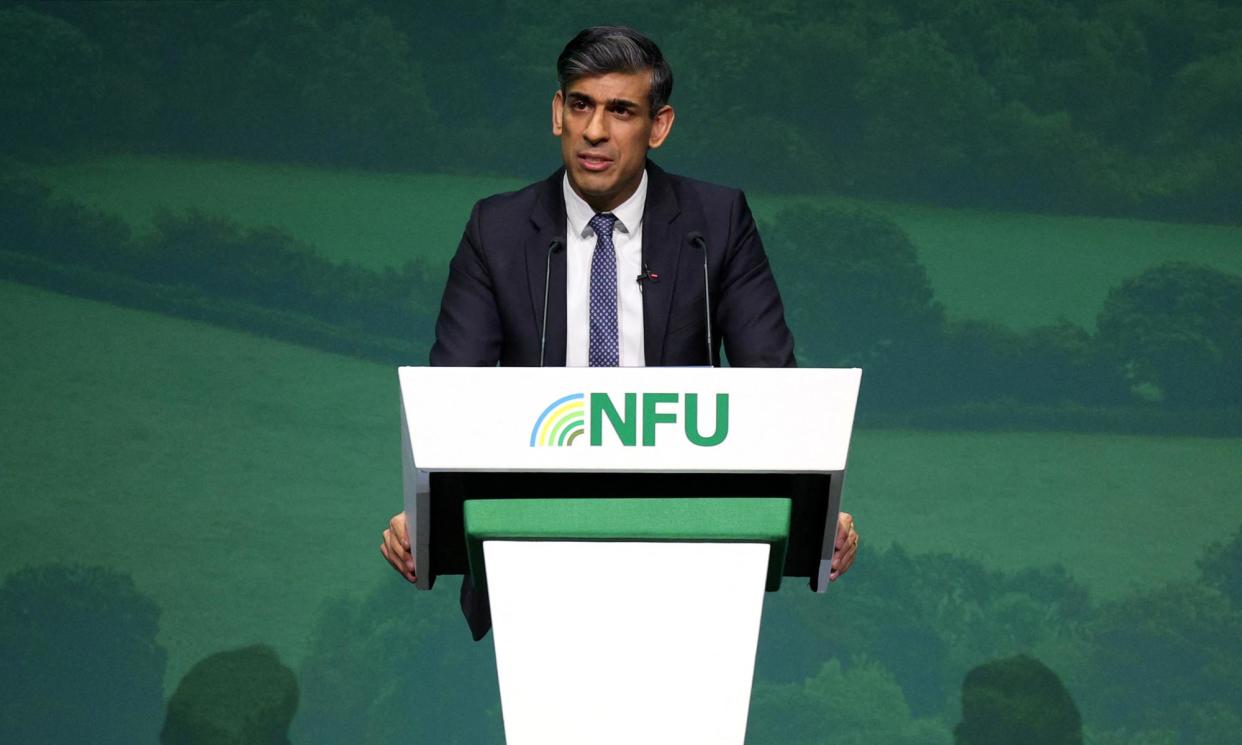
[463,497,792,592]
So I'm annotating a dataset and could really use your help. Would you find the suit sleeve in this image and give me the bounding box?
[429,201,504,366]
[714,191,797,367]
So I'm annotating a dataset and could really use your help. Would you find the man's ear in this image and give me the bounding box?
[648,104,675,149]
[551,90,564,136]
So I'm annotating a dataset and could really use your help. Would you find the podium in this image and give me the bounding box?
[400,367,861,745]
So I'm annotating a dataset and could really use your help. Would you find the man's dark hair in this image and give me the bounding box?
[557,26,673,116]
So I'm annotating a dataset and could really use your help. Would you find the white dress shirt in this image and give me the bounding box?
[563,171,647,367]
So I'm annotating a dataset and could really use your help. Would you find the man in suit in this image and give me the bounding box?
[380,26,859,637]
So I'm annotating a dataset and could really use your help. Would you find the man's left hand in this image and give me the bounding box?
[830,511,859,581]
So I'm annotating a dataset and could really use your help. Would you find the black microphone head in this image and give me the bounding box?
[686,230,706,248]
[549,236,566,253]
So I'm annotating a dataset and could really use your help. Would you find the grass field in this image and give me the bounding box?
[4,279,1241,693]
[753,195,1242,330]
[27,155,525,269]
[30,155,1242,330]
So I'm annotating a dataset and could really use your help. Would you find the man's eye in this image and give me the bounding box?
[571,100,590,111]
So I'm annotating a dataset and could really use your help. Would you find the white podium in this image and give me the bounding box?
[399,367,861,745]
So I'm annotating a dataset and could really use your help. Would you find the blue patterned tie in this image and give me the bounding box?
[588,212,619,366]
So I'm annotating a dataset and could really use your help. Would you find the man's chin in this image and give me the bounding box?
[567,171,616,200]
[567,163,645,211]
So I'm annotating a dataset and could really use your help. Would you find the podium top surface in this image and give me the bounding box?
[399,367,860,474]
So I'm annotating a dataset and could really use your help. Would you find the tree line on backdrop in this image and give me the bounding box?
[0,176,438,363]
[3,0,1240,223]
[2,175,1239,433]
[6,525,1242,743]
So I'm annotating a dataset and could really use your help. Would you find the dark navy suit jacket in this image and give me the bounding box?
[429,161,796,638]
[430,161,795,369]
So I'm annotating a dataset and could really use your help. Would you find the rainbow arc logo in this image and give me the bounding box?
[529,393,586,447]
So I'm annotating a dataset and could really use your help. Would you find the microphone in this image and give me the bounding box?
[540,236,565,367]
[687,231,713,366]
[636,264,659,285]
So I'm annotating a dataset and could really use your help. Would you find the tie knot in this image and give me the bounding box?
[589,212,617,237]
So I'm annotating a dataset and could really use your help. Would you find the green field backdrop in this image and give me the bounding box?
[3,2,1242,744]
[29,154,1242,330]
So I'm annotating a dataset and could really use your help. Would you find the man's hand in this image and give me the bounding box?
[830,511,859,581]
[380,512,416,583]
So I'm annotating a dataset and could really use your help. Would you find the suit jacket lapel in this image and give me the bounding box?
[641,161,683,366]
[525,169,568,366]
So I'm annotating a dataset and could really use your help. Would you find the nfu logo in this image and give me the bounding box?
[529,393,729,447]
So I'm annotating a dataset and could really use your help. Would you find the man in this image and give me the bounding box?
[381,26,859,636]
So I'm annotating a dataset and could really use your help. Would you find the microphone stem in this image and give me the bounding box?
[702,248,712,366]
[689,233,712,367]
[540,238,561,367]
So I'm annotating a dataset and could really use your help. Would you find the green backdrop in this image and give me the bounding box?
[2,2,1241,743]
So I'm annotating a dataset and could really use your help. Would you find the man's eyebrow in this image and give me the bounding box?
[565,92,641,112]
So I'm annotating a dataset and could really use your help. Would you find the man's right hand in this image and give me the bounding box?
[380,512,417,583]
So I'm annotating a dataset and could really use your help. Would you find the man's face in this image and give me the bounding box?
[552,70,675,212]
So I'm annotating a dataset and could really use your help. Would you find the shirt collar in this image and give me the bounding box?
[563,168,648,239]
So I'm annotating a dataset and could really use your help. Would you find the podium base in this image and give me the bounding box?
[485,540,770,745]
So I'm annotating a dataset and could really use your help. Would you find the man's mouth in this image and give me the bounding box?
[578,153,613,172]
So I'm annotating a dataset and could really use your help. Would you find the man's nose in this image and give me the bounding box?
[583,108,608,144]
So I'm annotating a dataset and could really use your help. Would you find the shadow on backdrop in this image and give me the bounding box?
[161,645,298,745]
[954,654,1082,745]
